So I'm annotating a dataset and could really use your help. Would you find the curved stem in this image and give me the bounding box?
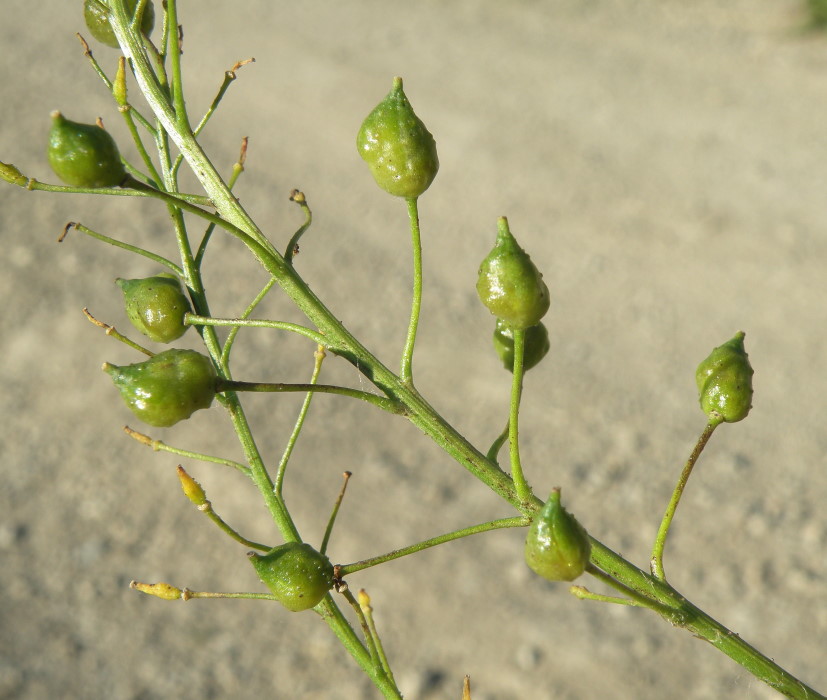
[275,347,326,497]
[650,419,720,580]
[486,421,509,464]
[400,197,423,384]
[508,329,532,504]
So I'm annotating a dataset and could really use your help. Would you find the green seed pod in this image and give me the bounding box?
[492,319,550,372]
[83,0,155,48]
[116,273,192,343]
[695,331,754,424]
[356,77,439,198]
[103,349,216,427]
[525,488,591,582]
[248,542,334,612]
[47,112,126,188]
[476,217,550,330]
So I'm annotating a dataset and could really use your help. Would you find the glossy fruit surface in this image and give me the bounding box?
[695,331,753,424]
[48,112,125,188]
[477,217,550,330]
[103,349,216,427]
[357,77,439,198]
[493,319,550,372]
[249,542,334,612]
[525,488,591,582]
[83,0,155,48]
[117,273,192,343]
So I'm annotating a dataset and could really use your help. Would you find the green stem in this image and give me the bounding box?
[184,590,280,601]
[316,597,403,700]
[650,420,720,580]
[400,197,423,384]
[584,564,678,617]
[486,421,509,464]
[340,587,384,672]
[14,177,210,207]
[82,308,154,357]
[165,0,189,129]
[285,190,312,264]
[570,586,646,607]
[275,347,326,497]
[186,313,330,349]
[320,469,350,556]
[508,329,532,504]
[61,221,181,274]
[198,501,271,552]
[338,517,528,576]
[195,137,247,269]
[217,379,405,415]
[123,425,251,475]
[358,590,396,685]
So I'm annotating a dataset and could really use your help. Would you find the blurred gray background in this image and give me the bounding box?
[1,1,826,698]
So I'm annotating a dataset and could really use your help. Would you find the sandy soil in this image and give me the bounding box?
[2,1,827,699]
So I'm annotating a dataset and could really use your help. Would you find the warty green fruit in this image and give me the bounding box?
[695,331,754,424]
[249,542,334,612]
[83,0,155,48]
[357,77,439,198]
[477,217,550,330]
[48,112,126,188]
[103,349,216,427]
[525,488,591,582]
[116,274,192,343]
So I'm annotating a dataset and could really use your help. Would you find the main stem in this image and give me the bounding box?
[111,11,824,698]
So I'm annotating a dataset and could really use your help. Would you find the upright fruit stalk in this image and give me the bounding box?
[477,216,550,503]
[357,77,440,383]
